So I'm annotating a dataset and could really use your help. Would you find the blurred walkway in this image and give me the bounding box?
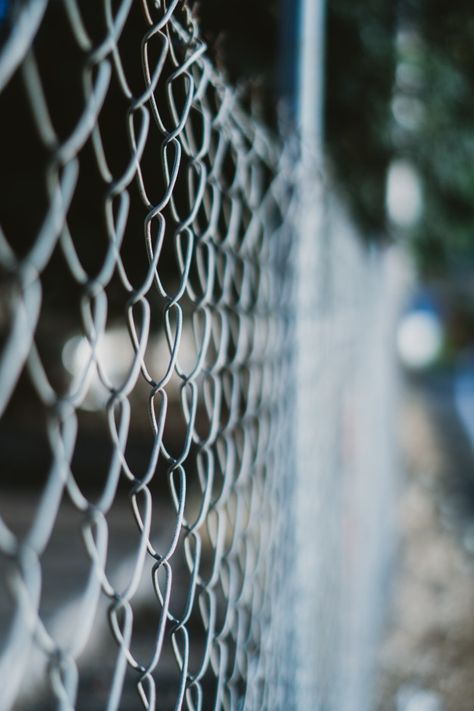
[375,374,474,711]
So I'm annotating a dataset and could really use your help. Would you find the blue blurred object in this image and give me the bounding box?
[406,288,441,317]
[397,289,444,370]
[454,348,474,453]
[0,0,9,23]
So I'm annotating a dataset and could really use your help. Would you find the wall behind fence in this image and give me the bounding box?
[0,2,402,710]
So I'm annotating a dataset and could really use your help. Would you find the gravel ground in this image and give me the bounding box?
[375,376,474,711]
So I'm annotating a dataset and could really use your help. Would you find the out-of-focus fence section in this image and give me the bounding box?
[294,177,403,709]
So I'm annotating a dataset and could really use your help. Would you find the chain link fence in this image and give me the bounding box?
[0,2,401,709]
[293,185,402,709]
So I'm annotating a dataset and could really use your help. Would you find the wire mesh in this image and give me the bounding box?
[0,1,405,710]
[292,184,401,710]
[0,2,297,709]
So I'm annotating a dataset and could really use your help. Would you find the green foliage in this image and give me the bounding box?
[399,1,474,274]
[325,0,396,237]
[195,1,474,274]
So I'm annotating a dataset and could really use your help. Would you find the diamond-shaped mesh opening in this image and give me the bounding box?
[0,2,296,709]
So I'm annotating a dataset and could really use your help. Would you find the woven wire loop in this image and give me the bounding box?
[0,2,296,709]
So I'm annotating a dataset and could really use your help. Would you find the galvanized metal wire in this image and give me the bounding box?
[0,2,297,709]
[0,2,403,711]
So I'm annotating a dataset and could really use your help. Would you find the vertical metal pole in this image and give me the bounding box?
[297,0,326,156]
[292,1,327,708]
